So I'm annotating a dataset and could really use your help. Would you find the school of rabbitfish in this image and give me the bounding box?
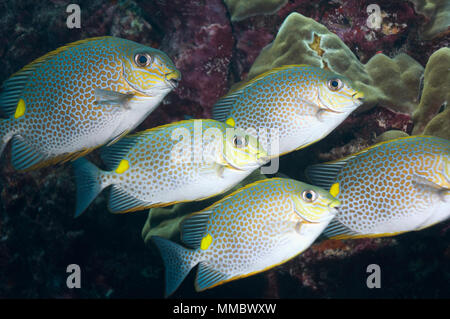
[0,36,448,296]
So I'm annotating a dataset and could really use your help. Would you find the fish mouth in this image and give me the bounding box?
[328,199,341,209]
[165,79,179,89]
[321,200,340,219]
[121,62,177,96]
[352,92,365,103]
[165,71,181,89]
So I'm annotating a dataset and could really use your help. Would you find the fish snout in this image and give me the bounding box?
[352,91,365,103]
[165,70,181,89]
[328,199,341,209]
[257,155,270,165]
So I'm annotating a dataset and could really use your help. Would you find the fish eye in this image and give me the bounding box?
[134,53,153,67]
[302,190,317,202]
[233,135,248,148]
[327,78,343,91]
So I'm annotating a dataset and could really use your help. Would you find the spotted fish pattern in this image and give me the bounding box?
[306,136,450,239]
[0,36,180,171]
[152,178,340,296]
[213,65,364,157]
[73,119,267,216]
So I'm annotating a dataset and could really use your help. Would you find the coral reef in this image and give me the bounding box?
[364,53,424,114]
[411,0,450,40]
[243,12,425,113]
[224,0,288,22]
[412,47,450,139]
[374,130,410,143]
[138,0,234,115]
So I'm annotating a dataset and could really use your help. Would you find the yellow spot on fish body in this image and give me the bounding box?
[200,234,213,250]
[225,117,235,127]
[14,99,26,119]
[330,182,340,197]
[115,159,129,174]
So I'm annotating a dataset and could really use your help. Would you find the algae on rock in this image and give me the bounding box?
[412,47,450,140]
[411,0,450,40]
[224,0,287,22]
[374,130,410,143]
[365,53,424,114]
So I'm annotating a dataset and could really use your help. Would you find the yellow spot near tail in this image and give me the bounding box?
[225,117,235,127]
[14,99,26,119]
[200,234,213,250]
[330,182,340,197]
[115,159,129,174]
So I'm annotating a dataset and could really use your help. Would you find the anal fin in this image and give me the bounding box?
[195,262,229,292]
[322,217,359,239]
[108,185,151,214]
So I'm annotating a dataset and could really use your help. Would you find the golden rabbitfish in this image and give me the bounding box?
[152,178,340,296]
[306,136,450,239]
[0,36,181,171]
[212,65,364,157]
[73,119,267,216]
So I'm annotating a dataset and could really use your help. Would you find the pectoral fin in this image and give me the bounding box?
[215,163,225,178]
[412,171,450,201]
[94,88,134,109]
[198,163,226,178]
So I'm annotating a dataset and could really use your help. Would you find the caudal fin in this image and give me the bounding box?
[0,118,13,158]
[72,157,107,217]
[152,236,198,297]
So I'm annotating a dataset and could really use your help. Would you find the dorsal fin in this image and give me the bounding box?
[100,134,141,171]
[0,36,115,118]
[305,136,432,189]
[305,160,348,190]
[212,65,309,122]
